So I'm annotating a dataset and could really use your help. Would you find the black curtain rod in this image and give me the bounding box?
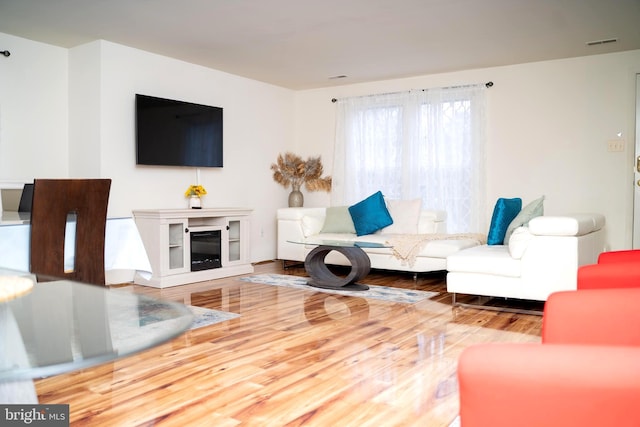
[331,81,493,103]
[0,50,10,57]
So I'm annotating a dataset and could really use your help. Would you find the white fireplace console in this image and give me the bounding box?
[133,208,254,288]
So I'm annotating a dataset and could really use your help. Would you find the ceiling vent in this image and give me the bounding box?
[586,38,618,46]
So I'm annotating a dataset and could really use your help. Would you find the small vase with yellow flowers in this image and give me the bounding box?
[184,184,207,209]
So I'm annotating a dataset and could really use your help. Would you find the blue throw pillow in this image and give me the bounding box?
[487,198,522,245]
[348,191,394,236]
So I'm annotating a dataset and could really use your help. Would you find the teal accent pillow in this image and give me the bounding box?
[504,196,545,244]
[348,191,393,236]
[321,206,356,233]
[487,198,522,245]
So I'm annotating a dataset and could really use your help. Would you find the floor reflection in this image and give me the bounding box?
[303,293,370,324]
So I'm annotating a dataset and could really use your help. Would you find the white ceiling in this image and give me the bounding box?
[1,0,640,90]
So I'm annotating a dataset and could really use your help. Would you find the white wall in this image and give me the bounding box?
[91,41,295,263]
[68,41,102,178]
[295,50,640,251]
[0,33,69,181]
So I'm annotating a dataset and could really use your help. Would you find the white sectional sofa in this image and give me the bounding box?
[446,214,606,302]
[277,207,483,274]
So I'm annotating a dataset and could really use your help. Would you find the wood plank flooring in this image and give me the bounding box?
[35,262,542,426]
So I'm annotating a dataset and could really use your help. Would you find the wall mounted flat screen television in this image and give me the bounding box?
[135,94,223,167]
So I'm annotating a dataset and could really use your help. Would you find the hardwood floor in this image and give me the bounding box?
[35,262,542,426]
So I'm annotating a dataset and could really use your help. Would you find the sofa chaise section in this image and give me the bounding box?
[446,214,606,302]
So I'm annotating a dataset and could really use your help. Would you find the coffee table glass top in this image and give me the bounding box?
[287,239,391,249]
[0,267,193,381]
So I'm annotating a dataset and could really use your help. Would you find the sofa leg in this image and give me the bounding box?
[451,293,543,315]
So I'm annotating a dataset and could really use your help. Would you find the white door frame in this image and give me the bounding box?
[633,74,640,248]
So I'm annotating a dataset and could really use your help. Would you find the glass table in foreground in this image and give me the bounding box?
[287,240,392,291]
[0,267,193,403]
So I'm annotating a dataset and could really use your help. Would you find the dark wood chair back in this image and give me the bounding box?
[30,179,112,285]
[18,183,34,212]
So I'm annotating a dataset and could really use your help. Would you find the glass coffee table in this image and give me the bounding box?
[288,240,390,291]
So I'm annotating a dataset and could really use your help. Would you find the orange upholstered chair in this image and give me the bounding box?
[578,249,640,289]
[457,287,640,427]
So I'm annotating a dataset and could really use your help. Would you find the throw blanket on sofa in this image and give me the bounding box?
[386,233,487,267]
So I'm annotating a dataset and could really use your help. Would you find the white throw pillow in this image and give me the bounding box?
[320,206,356,233]
[508,226,534,259]
[380,198,422,234]
[301,215,324,237]
[504,195,545,244]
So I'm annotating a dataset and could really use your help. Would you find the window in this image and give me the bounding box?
[332,85,487,233]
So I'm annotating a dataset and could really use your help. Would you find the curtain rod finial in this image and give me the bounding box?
[1,50,10,57]
[485,81,493,88]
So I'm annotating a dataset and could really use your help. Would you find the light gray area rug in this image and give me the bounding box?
[239,273,438,304]
[188,305,240,330]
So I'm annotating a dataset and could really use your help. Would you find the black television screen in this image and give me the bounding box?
[135,94,223,167]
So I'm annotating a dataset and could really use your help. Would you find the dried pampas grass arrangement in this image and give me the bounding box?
[271,152,332,192]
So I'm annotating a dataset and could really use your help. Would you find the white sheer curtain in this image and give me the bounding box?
[332,85,487,233]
